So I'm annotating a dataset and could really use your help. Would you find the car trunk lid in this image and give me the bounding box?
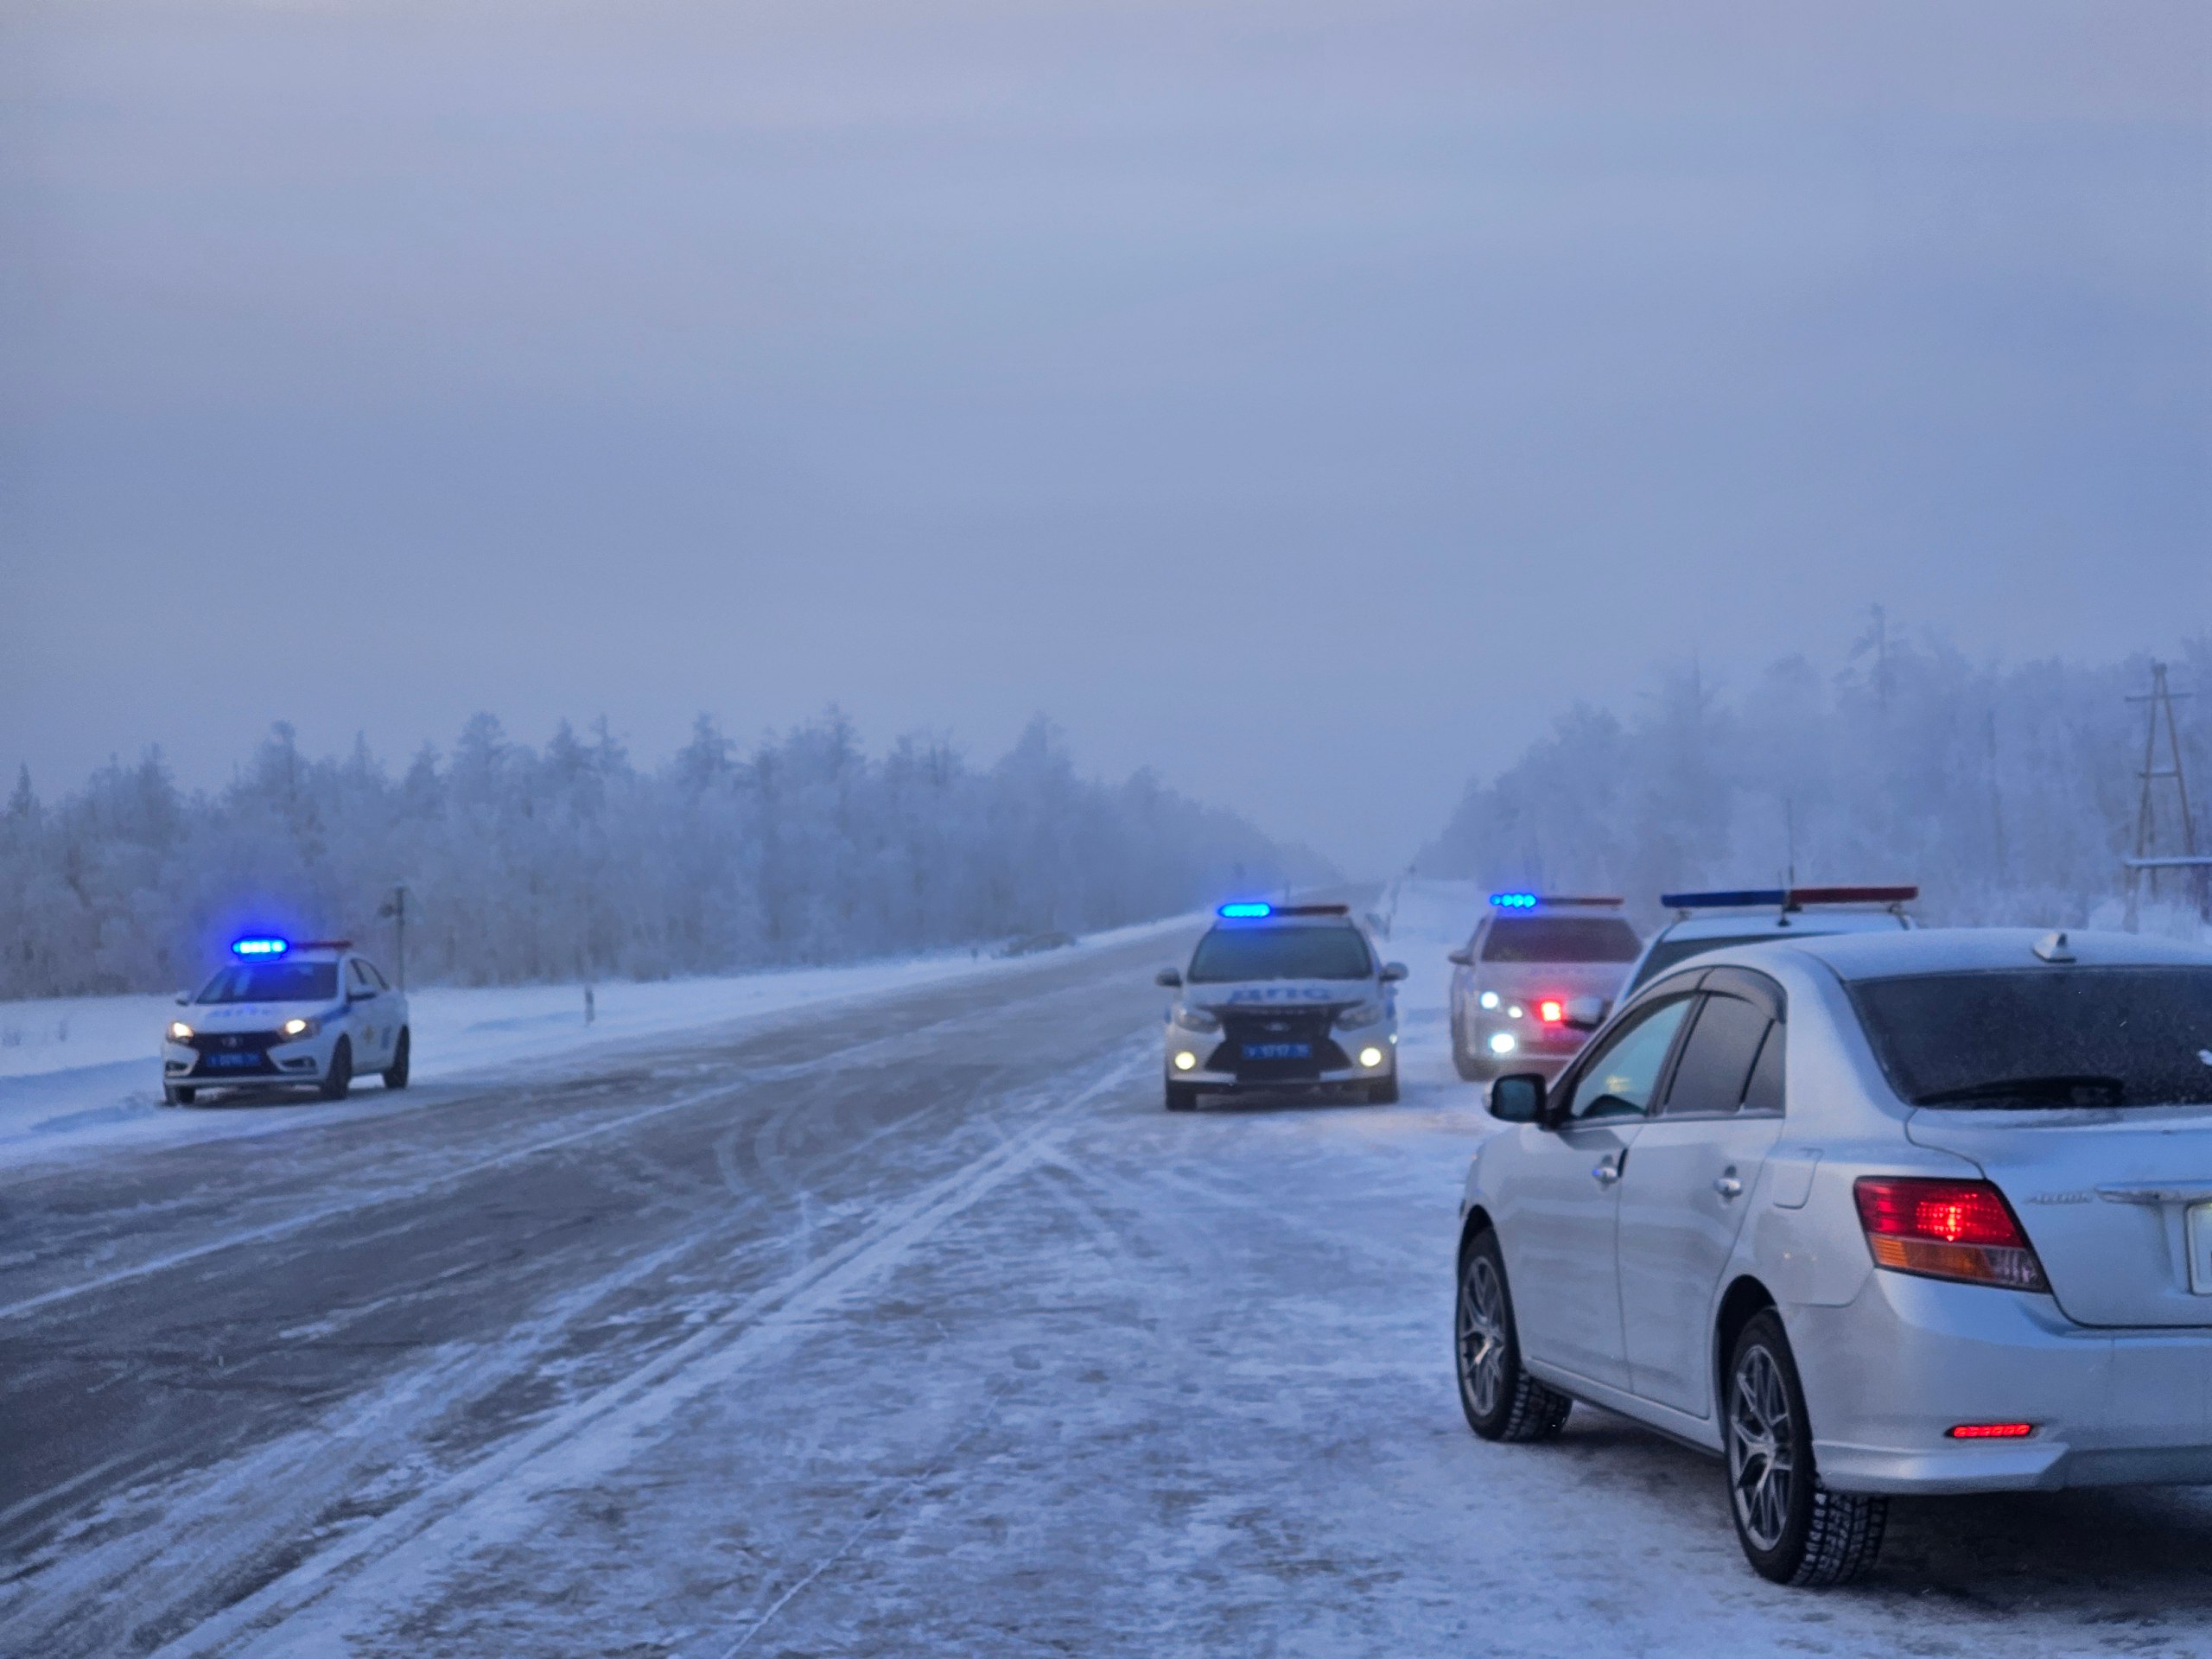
[1907,1105,2212,1326]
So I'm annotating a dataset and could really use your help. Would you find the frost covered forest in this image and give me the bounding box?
[0,713,1320,999]
[1422,632,2212,931]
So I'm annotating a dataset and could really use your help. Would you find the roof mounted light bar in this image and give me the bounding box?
[1490,893,1625,909]
[230,936,289,957]
[1216,902,1348,918]
[1662,886,1918,912]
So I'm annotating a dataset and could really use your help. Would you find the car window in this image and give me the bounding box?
[1742,1022,1785,1115]
[1563,997,1694,1122]
[348,960,375,992]
[196,962,340,1003]
[1186,925,1373,982]
[1481,915,1642,964]
[359,960,391,991]
[1660,994,1773,1116]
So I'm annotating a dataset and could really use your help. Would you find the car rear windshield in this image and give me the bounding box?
[196,963,340,1004]
[1851,968,2212,1109]
[1481,915,1641,964]
[1187,925,1373,982]
[1630,932,1782,988]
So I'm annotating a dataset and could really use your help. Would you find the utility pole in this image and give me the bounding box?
[378,884,410,989]
[2123,664,2209,928]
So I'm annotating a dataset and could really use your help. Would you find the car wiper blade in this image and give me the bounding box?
[1915,1074,2127,1108]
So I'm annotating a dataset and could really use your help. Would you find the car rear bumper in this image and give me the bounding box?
[1792,1268,2212,1494]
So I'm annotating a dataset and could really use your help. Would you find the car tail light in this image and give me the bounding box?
[1853,1177,2050,1292]
[1947,1422,2034,1440]
[1537,999,1564,1024]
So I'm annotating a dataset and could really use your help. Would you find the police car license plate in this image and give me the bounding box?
[1243,1043,1311,1060]
[205,1051,264,1069]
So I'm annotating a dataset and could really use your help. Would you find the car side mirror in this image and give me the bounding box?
[174,991,190,1006]
[1380,962,1408,983]
[1446,949,1472,968]
[1154,968,1182,988]
[1489,1072,1546,1123]
[348,986,374,1001]
[1563,995,1608,1032]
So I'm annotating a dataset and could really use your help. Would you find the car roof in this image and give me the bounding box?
[1653,909,1907,942]
[1733,926,2212,981]
[1209,914,1357,930]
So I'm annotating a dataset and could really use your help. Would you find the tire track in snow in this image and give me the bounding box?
[148,1043,1149,1659]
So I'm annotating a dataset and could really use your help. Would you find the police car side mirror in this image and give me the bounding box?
[1563,995,1607,1032]
[1446,949,1472,968]
[174,991,190,1006]
[1489,1073,1545,1123]
[348,986,374,1001]
[1380,962,1408,982]
[1154,969,1182,988]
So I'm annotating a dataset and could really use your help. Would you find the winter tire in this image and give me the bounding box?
[1165,1079,1198,1112]
[383,1028,411,1090]
[1455,1228,1572,1442]
[320,1037,353,1102]
[162,1085,196,1106]
[1726,1309,1886,1586]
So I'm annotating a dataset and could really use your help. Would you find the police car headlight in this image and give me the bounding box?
[166,1020,194,1042]
[1334,1001,1387,1030]
[1171,1005,1221,1033]
[279,1015,321,1041]
[1478,991,1500,1011]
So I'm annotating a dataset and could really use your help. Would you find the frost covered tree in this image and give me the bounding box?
[0,712,1323,997]
[1421,632,2212,931]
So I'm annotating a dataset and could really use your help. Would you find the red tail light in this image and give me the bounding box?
[1537,999,1564,1025]
[1948,1422,2034,1440]
[1853,1177,2049,1292]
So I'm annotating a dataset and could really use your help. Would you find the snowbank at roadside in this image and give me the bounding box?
[0,912,1207,1161]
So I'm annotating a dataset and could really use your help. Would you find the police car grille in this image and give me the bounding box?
[1209,1009,1349,1080]
[185,1031,283,1052]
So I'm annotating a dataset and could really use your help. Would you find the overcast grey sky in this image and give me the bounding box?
[5,0,2207,873]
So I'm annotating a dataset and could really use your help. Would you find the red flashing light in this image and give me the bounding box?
[1537,999,1565,1025]
[1854,1178,2049,1291]
[1947,1422,2034,1440]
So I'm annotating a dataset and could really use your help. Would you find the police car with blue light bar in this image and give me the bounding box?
[1618,885,1918,995]
[161,936,410,1105]
[1154,903,1408,1110]
[1447,893,1643,1082]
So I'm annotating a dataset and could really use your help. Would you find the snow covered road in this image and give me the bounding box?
[6,888,2212,1656]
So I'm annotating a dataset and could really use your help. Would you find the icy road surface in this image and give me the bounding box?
[5,886,2212,1656]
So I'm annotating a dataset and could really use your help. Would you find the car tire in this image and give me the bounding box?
[1455,1228,1572,1442]
[1368,1071,1400,1104]
[1726,1309,1886,1586]
[1164,1079,1198,1112]
[320,1038,353,1102]
[162,1084,196,1106]
[383,1029,411,1090]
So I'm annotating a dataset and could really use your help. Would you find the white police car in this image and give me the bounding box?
[1448,893,1643,1083]
[1620,887,1918,997]
[162,936,410,1105]
[1155,903,1407,1111]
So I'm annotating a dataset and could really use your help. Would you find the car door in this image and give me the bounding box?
[1497,991,1696,1389]
[346,957,388,1065]
[1616,969,1787,1416]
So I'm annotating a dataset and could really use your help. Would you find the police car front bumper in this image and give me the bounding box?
[164,1033,331,1084]
[1163,1031,1397,1090]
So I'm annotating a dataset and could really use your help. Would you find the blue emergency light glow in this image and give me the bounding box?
[1490,893,1539,909]
[231,936,290,957]
[1217,903,1274,918]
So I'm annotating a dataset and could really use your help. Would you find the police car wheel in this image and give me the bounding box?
[1164,1079,1198,1112]
[1451,1019,1491,1082]
[1367,1071,1400,1105]
[383,1029,411,1090]
[163,1084,196,1107]
[320,1038,353,1102]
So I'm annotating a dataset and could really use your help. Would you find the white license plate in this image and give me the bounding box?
[2188,1202,2212,1294]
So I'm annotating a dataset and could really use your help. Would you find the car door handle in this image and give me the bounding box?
[1592,1161,1621,1186]
[1713,1174,1743,1199]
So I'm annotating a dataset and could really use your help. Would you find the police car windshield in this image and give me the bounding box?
[1482,916,1640,964]
[197,962,340,1003]
[1630,932,1783,988]
[1851,968,2212,1109]
[1187,925,1373,982]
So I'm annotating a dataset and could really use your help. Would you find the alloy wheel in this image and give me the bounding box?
[1729,1341,1795,1553]
[1457,1255,1508,1418]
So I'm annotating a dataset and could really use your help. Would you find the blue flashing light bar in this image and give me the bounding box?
[1490,893,1539,909]
[1217,902,1274,918]
[231,936,290,957]
[1661,889,1786,911]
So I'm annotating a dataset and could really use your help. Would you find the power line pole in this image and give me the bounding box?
[2123,664,2209,928]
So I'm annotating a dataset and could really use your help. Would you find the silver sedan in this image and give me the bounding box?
[1452,926,2212,1585]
